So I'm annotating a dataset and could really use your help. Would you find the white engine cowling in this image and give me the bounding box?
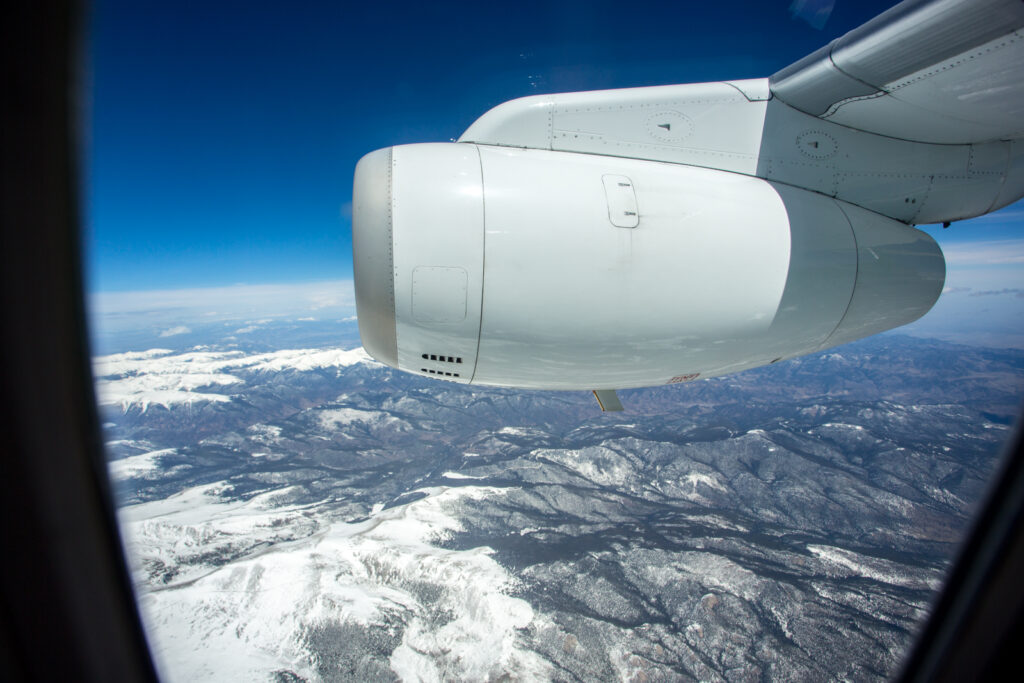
[352,143,944,390]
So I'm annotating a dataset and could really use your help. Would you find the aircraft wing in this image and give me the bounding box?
[459,0,1024,226]
[771,0,1024,145]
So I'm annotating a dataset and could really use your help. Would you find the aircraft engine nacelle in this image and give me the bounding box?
[352,143,944,390]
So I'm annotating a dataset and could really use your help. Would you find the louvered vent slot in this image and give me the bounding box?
[420,368,460,378]
[420,353,463,364]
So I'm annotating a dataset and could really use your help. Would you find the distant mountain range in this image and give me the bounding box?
[95,333,1024,681]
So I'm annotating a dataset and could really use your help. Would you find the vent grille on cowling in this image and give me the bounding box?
[421,353,462,364]
[420,368,460,378]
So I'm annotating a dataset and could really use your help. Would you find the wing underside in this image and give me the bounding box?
[770,0,1024,145]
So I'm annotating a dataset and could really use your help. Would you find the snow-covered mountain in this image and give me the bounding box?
[94,346,375,412]
[100,334,1024,681]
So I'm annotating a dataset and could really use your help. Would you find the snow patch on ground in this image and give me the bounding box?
[95,374,240,412]
[121,483,548,682]
[246,423,282,441]
[497,426,535,437]
[683,472,728,493]
[317,407,408,431]
[807,545,941,590]
[924,484,966,508]
[247,347,373,373]
[818,422,866,432]
[442,471,486,480]
[93,346,374,411]
[534,446,635,487]
[107,448,178,481]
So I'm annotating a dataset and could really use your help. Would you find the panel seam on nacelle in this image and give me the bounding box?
[481,144,881,226]
[820,90,887,120]
[721,81,772,103]
[771,96,999,148]
[910,175,934,225]
[469,143,970,235]
[817,199,860,352]
[982,144,1015,216]
[469,142,487,384]
[825,42,886,105]
[547,101,554,150]
[389,149,399,366]
[388,150,396,316]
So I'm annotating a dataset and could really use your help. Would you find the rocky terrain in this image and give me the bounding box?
[95,333,1024,681]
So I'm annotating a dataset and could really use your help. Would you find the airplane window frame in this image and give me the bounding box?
[2,1,1020,681]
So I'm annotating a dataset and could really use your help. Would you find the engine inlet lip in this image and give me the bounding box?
[352,147,399,368]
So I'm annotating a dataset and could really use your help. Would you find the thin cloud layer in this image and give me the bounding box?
[159,325,191,337]
[92,280,355,319]
[942,240,1024,266]
[89,281,357,345]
